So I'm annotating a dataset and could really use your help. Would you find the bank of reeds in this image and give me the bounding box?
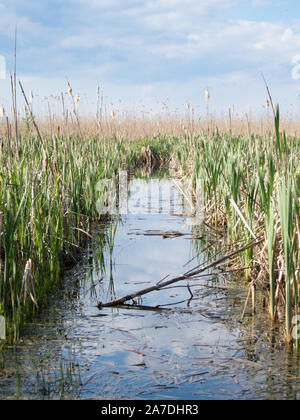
[178,106,299,344]
[0,121,174,341]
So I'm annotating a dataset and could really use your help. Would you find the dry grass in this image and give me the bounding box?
[1,103,300,141]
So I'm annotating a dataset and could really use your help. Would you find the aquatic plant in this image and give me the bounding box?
[0,80,299,346]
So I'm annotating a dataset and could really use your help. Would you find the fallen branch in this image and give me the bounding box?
[98,238,264,309]
[101,303,174,312]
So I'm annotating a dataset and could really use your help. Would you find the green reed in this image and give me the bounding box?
[0,133,148,341]
[172,108,299,343]
[0,104,299,344]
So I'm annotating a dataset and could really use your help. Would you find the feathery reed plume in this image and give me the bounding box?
[205,89,210,132]
[205,89,210,103]
[0,106,5,117]
[261,73,276,118]
[68,82,73,97]
[96,86,101,125]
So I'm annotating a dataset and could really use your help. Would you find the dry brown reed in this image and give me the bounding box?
[1,103,300,142]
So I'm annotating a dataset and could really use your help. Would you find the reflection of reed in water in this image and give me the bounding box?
[82,227,107,300]
[106,217,119,302]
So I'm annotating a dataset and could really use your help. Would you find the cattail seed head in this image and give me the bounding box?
[68,83,73,97]
[29,90,34,103]
[75,94,80,105]
[265,99,270,108]
[205,89,210,102]
[0,106,5,117]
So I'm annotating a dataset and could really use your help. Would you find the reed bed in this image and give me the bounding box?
[0,85,299,345]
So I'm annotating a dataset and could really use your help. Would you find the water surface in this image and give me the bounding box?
[1,178,300,400]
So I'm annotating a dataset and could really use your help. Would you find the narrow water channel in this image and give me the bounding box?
[1,177,300,400]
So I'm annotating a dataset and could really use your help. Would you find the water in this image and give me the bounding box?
[1,177,300,400]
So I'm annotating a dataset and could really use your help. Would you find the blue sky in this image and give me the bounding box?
[1,0,300,115]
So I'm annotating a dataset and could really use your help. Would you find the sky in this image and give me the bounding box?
[0,0,300,116]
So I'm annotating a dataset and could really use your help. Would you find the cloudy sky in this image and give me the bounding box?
[0,0,300,115]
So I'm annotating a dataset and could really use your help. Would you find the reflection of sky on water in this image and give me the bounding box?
[64,179,243,398]
[127,178,184,216]
[1,178,300,400]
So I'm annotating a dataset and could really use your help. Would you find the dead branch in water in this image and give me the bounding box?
[98,238,264,309]
[101,303,174,312]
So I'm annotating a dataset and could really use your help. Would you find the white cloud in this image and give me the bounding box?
[252,0,270,6]
[57,1,300,72]
[0,3,16,37]
[146,18,300,67]
[0,2,50,40]
[1,0,299,113]
[124,0,235,31]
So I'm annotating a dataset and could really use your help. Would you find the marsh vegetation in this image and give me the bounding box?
[0,82,299,349]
